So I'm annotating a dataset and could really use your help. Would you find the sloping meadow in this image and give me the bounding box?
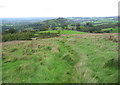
[2,33,118,83]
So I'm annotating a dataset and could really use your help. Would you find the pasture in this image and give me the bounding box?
[36,30,88,34]
[2,33,118,83]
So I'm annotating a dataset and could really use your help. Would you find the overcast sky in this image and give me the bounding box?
[0,0,119,18]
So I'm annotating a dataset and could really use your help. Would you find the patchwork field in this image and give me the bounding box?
[2,33,118,83]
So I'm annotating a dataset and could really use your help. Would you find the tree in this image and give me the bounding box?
[86,22,93,27]
[3,30,9,34]
[33,27,37,30]
[8,28,17,34]
[71,24,76,26]
[61,24,66,30]
[52,27,56,30]
[76,24,81,31]
[21,29,28,32]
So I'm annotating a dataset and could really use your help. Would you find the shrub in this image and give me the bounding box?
[2,32,34,42]
[10,48,18,52]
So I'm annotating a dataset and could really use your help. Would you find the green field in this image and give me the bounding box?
[101,27,118,33]
[2,33,118,83]
[37,30,88,34]
[101,28,113,31]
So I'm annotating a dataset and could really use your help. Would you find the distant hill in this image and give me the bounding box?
[27,17,74,28]
[40,17,74,27]
[66,16,118,25]
[2,17,74,31]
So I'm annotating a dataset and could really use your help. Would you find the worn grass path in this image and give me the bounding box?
[2,33,118,83]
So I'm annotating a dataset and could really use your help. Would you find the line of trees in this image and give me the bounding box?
[2,29,35,42]
[2,32,34,42]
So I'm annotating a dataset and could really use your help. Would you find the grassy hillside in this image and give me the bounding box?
[2,33,118,83]
[42,17,73,26]
[30,17,74,29]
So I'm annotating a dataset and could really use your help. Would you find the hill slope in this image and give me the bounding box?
[2,33,118,83]
[28,17,74,28]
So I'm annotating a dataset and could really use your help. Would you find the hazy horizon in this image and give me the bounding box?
[0,16,118,19]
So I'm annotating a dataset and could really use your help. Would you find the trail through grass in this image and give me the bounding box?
[2,33,118,83]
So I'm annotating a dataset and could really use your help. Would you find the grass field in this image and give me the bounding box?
[2,33,118,83]
[101,27,118,33]
[37,30,88,34]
